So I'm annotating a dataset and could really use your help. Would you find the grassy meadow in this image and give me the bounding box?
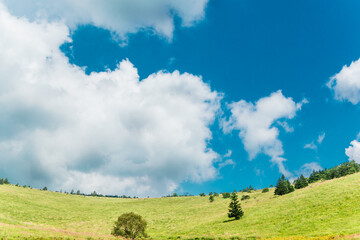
[0,173,360,240]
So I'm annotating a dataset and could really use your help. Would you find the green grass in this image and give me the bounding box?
[1,173,360,240]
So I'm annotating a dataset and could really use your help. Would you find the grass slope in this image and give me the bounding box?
[1,173,360,240]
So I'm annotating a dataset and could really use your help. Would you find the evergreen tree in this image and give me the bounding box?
[228,192,244,220]
[294,174,308,189]
[4,178,9,184]
[209,195,214,202]
[274,175,294,195]
[0,179,3,185]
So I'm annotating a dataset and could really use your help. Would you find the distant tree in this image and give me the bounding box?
[0,179,3,185]
[4,178,9,184]
[199,193,205,197]
[172,193,178,197]
[209,195,214,202]
[274,175,294,196]
[262,187,269,193]
[91,191,97,196]
[42,187,47,191]
[15,183,19,187]
[222,192,231,198]
[213,192,219,197]
[70,189,74,194]
[76,190,81,195]
[241,195,250,201]
[294,175,308,189]
[112,212,148,239]
[209,192,213,196]
[228,192,244,220]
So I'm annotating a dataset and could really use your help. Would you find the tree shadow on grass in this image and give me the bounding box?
[223,218,237,223]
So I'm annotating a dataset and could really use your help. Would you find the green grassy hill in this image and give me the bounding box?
[1,173,360,240]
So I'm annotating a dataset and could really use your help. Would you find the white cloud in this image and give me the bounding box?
[345,139,360,164]
[304,132,325,151]
[222,90,307,177]
[0,3,221,197]
[327,58,360,104]
[317,132,326,144]
[277,120,294,133]
[292,162,323,182]
[304,142,317,150]
[218,159,235,169]
[1,0,208,40]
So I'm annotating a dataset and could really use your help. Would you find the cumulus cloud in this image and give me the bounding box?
[345,139,360,164]
[327,58,360,104]
[0,3,221,197]
[222,90,307,177]
[1,0,208,40]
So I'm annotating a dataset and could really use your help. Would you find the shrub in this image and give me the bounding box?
[228,192,244,220]
[262,187,269,193]
[241,195,250,201]
[274,175,294,196]
[222,192,231,198]
[199,193,205,197]
[112,212,148,239]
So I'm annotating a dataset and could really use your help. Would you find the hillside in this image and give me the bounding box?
[1,173,360,240]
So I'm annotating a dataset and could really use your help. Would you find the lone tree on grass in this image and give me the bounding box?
[112,212,148,239]
[274,175,294,196]
[228,192,244,220]
[209,195,214,202]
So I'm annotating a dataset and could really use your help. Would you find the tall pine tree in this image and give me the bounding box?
[228,192,244,220]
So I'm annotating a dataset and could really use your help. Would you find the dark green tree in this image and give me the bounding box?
[0,179,3,184]
[42,187,47,191]
[294,174,308,189]
[222,192,231,198]
[274,175,294,196]
[209,195,214,202]
[199,193,205,197]
[4,178,9,184]
[262,187,269,193]
[241,195,250,201]
[112,212,148,239]
[228,192,244,220]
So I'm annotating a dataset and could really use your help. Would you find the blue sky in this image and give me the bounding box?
[2,0,360,196]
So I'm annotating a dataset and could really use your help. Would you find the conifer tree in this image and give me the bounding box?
[275,175,294,195]
[294,174,308,189]
[228,192,244,220]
